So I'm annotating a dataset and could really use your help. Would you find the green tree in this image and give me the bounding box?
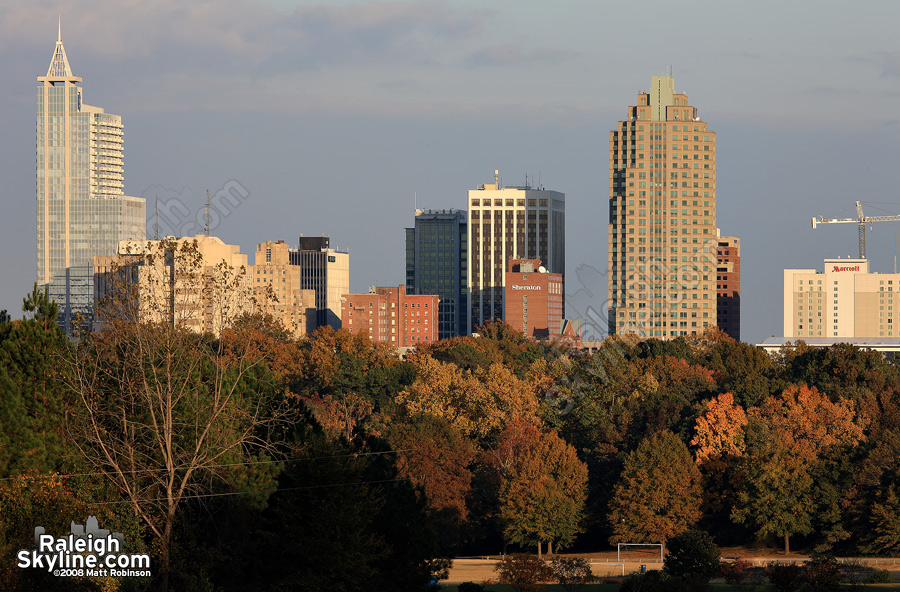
[0,289,71,478]
[664,530,721,586]
[732,420,814,555]
[494,421,588,555]
[608,430,703,554]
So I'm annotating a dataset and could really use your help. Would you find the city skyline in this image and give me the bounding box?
[3,2,900,343]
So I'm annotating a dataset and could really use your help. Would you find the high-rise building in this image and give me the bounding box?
[37,24,146,333]
[607,75,717,339]
[341,285,439,348]
[251,240,318,338]
[94,235,251,336]
[289,237,349,329]
[503,259,563,339]
[716,235,741,340]
[781,258,900,339]
[467,172,565,333]
[405,208,467,339]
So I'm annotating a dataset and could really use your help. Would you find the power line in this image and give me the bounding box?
[0,448,420,482]
[84,477,413,505]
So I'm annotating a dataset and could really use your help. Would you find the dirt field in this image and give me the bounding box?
[445,550,900,585]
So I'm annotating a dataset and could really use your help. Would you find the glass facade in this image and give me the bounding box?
[405,209,468,339]
[37,34,146,334]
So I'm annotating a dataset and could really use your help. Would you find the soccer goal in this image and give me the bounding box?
[617,543,664,564]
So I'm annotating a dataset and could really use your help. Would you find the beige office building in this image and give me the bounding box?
[607,75,717,339]
[251,241,317,338]
[467,173,565,333]
[95,235,252,336]
[784,258,900,339]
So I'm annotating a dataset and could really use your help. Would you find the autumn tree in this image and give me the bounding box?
[691,393,749,541]
[66,241,290,591]
[733,385,865,554]
[608,430,702,554]
[397,354,540,440]
[488,420,588,556]
[692,393,748,463]
[388,415,476,519]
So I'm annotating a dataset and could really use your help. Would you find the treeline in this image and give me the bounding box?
[2,284,900,591]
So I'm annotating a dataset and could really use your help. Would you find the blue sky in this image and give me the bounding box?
[2,0,900,343]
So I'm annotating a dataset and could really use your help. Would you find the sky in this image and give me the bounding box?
[2,0,900,344]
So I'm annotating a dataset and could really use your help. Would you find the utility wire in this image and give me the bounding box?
[0,448,419,482]
[84,477,414,505]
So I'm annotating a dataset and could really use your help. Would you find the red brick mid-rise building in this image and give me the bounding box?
[716,236,741,340]
[341,285,439,347]
[503,259,563,339]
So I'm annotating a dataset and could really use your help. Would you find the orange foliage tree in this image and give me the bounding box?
[490,420,588,555]
[396,355,540,440]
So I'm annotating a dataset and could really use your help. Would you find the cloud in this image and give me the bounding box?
[464,44,575,68]
[2,0,485,74]
[880,52,900,78]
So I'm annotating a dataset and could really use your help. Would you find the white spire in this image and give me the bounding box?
[46,18,75,79]
[58,14,61,42]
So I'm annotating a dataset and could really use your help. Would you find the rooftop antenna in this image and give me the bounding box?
[205,189,210,236]
[414,191,417,212]
[538,170,542,189]
[494,169,499,187]
[154,196,159,239]
[58,14,61,42]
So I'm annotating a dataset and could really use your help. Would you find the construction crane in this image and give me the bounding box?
[811,201,900,259]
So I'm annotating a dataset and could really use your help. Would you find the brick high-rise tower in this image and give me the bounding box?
[607,75,717,339]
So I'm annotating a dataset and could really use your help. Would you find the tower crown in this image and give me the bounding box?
[39,18,81,82]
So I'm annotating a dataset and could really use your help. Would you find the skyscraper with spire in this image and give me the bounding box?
[36,22,146,332]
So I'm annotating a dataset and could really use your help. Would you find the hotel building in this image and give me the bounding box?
[783,258,900,339]
[467,172,565,333]
[503,259,563,339]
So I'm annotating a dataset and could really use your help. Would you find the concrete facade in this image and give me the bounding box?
[341,285,439,347]
[503,259,563,340]
[38,26,146,333]
[467,173,565,333]
[608,75,717,339]
[251,241,317,338]
[94,235,252,335]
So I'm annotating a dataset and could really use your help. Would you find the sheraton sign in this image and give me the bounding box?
[511,285,541,291]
